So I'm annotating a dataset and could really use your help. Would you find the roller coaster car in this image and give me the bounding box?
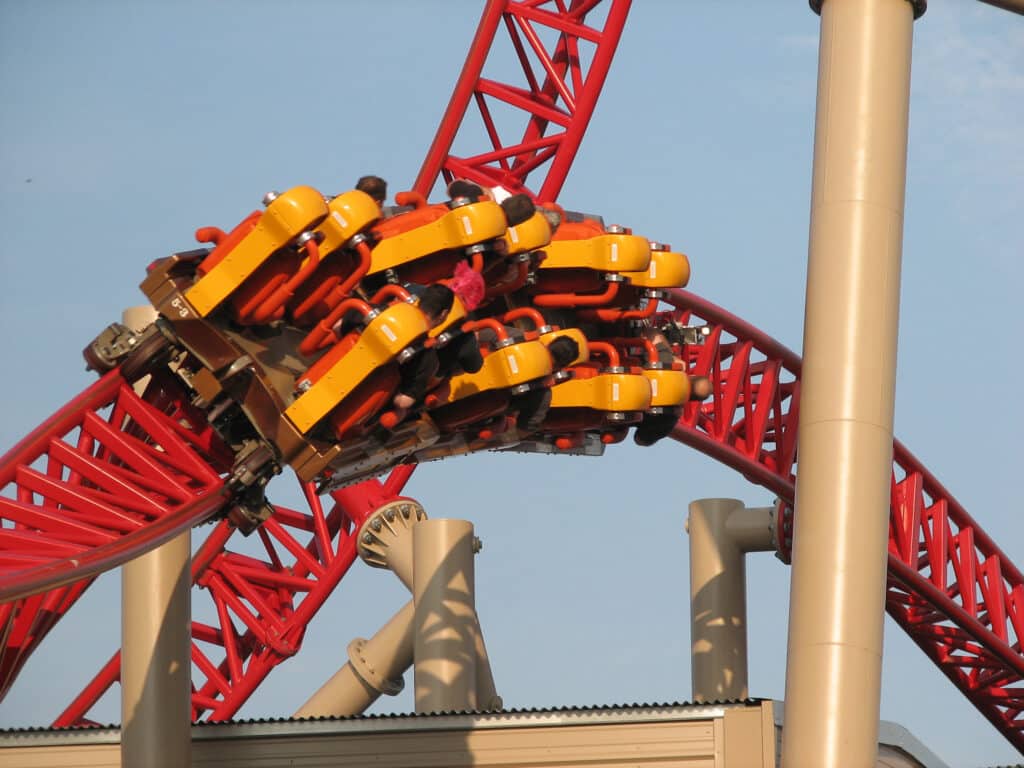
[539,362,651,448]
[528,218,651,308]
[312,415,440,492]
[413,327,586,459]
[428,337,554,434]
[541,219,650,272]
[285,190,383,326]
[547,363,651,415]
[285,300,430,436]
[620,242,690,291]
[608,337,692,409]
[483,211,554,297]
[640,365,692,409]
[185,186,330,319]
[574,242,689,324]
[366,193,510,285]
[230,190,381,327]
[298,291,472,447]
[502,210,553,257]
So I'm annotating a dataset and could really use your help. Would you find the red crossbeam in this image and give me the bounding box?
[0,284,1013,755]
[413,0,632,202]
[886,448,1024,752]
[664,288,1023,753]
[0,371,227,700]
[53,468,418,725]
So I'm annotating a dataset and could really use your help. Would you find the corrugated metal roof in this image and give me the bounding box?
[0,699,763,744]
[0,699,955,768]
[0,696,761,733]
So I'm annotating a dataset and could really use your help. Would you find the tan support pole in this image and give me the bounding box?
[471,612,503,711]
[121,306,192,768]
[360,502,501,711]
[687,499,776,702]
[783,1,917,766]
[121,531,192,768]
[294,600,414,718]
[121,306,159,393]
[413,519,477,713]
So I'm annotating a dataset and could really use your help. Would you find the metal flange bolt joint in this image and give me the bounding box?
[357,499,428,569]
[809,0,926,19]
[347,638,405,697]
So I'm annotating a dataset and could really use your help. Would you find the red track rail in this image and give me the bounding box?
[0,370,226,700]
[0,0,1018,750]
[53,466,417,726]
[664,289,1024,753]
[413,0,632,201]
[8,290,1011,754]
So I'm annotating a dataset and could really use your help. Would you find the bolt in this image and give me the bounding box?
[362,533,374,545]
[370,518,383,532]
[472,536,483,553]
[262,190,280,206]
[383,508,396,522]
[400,504,411,518]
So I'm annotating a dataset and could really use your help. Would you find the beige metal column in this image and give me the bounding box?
[120,305,193,768]
[413,518,477,713]
[294,600,414,718]
[121,531,192,768]
[688,499,775,702]
[296,502,424,718]
[471,612,503,711]
[783,1,917,766]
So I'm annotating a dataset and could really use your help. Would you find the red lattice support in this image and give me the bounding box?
[3,289,1019,751]
[0,370,227,700]
[414,0,632,202]
[53,467,418,726]
[886,447,1024,752]
[664,289,1023,752]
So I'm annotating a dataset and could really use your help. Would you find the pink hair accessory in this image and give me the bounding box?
[449,260,486,311]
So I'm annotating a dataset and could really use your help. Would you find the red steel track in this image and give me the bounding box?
[0,290,1016,750]
[0,370,226,701]
[414,0,631,202]
[410,1,1023,749]
[0,0,1019,754]
[667,288,1024,752]
[52,468,416,726]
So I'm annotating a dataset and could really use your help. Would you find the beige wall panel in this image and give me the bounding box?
[723,708,774,768]
[0,744,119,767]
[0,704,939,768]
[188,721,718,767]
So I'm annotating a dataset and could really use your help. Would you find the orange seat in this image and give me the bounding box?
[195,211,262,275]
[298,332,401,441]
[287,249,363,325]
[229,247,305,324]
[430,391,511,433]
[367,195,509,286]
[186,186,328,318]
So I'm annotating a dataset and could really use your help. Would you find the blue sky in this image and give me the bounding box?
[0,2,1021,765]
